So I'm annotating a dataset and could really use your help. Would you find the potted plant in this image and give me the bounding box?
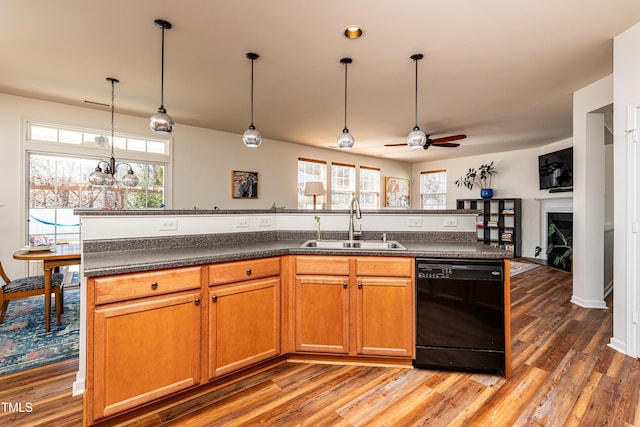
[454,161,497,199]
[535,223,572,271]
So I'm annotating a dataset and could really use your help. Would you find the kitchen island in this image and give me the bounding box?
[77,209,512,426]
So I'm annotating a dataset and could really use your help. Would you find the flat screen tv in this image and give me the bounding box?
[538,147,573,191]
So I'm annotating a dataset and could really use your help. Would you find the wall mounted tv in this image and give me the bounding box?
[538,147,573,192]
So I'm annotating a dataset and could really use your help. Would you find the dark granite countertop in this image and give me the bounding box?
[83,239,512,277]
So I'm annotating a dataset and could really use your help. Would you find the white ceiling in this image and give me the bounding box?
[1,0,639,163]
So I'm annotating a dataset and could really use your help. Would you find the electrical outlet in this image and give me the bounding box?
[443,217,458,227]
[408,218,422,227]
[159,219,178,231]
[258,217,271,227]
[236,218,250,228]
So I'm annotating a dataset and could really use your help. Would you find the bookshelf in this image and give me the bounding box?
[456,198,522,257]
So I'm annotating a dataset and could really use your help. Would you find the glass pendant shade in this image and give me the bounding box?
[150,106,174,135]
[243,125,262,147]
[89,167,114,186]
[407,126,427,148]
[121,169,140,187]
[337,128,355,149]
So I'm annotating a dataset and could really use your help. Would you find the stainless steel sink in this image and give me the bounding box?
[300,239,407,251]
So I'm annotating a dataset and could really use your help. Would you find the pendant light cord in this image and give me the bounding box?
[344,61,348,130]
[414,58,418,128]
[342,59,351,131]
[110,79,115,158]
[250,56,255,126]
[160,24,165,109]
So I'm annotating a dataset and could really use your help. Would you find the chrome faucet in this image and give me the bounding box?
[349,197,362,241]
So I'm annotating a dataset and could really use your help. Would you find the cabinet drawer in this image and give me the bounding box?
[295,256,350,276]
[94,266,202,305]
[355,257,413,277]
[209,257,280,285]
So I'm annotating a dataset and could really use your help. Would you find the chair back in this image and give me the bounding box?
[0,260,11,286]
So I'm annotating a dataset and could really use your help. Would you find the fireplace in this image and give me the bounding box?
[547,212,573,272]
[537,197,573,271]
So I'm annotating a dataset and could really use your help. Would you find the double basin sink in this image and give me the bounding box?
[300,239,407,251]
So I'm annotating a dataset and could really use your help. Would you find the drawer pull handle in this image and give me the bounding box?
[151,282,158,290]
[246,268,252,276]
[212,295,218,302]
[343,282,348,289]
[194,298,201,306]
[358,283,363,289]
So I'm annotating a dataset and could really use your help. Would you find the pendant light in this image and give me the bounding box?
[242,52,262,147]
[337,57,355,149]
[88,78,139,187]
[149,19,174,135]
[407,53,427,148]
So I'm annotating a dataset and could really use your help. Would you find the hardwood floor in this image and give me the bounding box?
[1,262,638,426]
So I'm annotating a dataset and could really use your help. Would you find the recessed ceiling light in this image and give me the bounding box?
[343,26,364,39]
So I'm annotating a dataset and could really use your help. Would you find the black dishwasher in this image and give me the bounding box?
[415,258,506,374]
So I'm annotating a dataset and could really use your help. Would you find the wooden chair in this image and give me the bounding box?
[0,260,64,327]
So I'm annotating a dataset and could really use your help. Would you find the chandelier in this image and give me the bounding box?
[88,77,139,187]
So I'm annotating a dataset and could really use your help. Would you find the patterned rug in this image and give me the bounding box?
[0,289,79,376]
[510,261,540,277]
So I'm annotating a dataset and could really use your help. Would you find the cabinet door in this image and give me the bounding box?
[355,277,414,357]
[92,292,201,420]
[209,277,281,378]
[295,275,350,354]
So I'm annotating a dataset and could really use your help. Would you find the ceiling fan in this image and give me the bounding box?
[385,133,467,150]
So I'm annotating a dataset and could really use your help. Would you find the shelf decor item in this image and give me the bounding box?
[454,161,497,199]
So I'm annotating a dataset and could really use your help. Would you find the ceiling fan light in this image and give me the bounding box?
[243,125,262,147]
[337,129,355,149]
[150,107,174,135]
[407,127,427,148]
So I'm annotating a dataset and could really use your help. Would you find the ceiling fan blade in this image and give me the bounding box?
[384,143,409,147]
[431,142,460,148]
[430,134,467,143]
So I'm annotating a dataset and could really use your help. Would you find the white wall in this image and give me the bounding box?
[411,138,573,258]
[573,75,612,310]
[0,93,411,278]
[612,21,640,357]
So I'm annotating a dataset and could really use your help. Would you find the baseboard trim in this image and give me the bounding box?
[570,295,608,309]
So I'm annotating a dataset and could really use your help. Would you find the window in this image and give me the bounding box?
[421,170,447,210]
[331,163,356,209]
[297,158,327,209]
[26,122,169,243]
[359,166,380,209]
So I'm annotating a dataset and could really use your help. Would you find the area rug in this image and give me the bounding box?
[510,261,540,277]
[0,289,79,376]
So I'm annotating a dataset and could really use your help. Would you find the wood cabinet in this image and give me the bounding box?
[87,267,202,422]
[208,257,281,378]
[294,255,414,358]
[457,198,522,257]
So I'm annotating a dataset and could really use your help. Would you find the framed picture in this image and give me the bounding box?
[232,171,258,198]
[384,176,410,208]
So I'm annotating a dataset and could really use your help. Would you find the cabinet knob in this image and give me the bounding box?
[246,268,252,276]
[343,282,348,289]
[151,282,158,290]
[358,283,363,289]
[194,298,201,306]
[212,295,218,302]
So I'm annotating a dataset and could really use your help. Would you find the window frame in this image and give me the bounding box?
[420,169,447,210]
